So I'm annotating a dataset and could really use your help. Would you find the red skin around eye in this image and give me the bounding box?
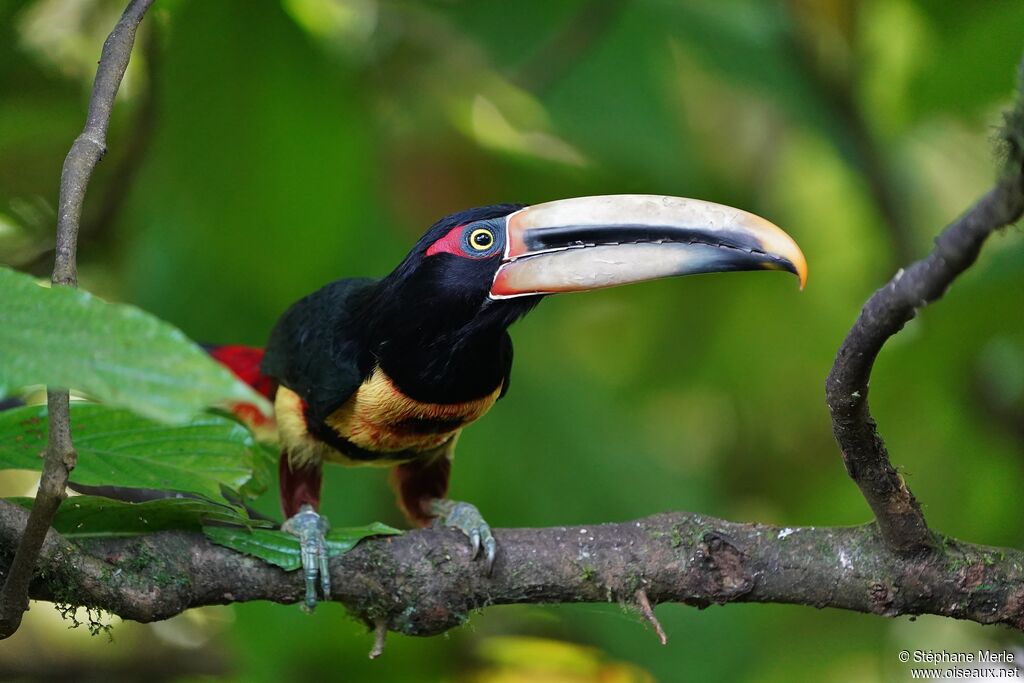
[426,224,467,257]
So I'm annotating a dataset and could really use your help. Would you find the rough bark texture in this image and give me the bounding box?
[825,73,1024,556]
[2,501,1023,638]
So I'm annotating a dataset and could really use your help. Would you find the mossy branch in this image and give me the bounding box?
[1,501,1022,642]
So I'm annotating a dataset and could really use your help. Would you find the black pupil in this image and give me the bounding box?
[473,231,492,248]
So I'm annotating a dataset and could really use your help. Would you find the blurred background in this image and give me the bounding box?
[1,0,1023,680]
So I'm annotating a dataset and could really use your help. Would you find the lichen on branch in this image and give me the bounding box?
[2,501,1023,640]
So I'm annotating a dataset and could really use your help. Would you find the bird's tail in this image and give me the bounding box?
[204,344,278,439]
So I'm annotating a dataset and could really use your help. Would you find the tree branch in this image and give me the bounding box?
[0,0,154,639]
[1,501,1022,640]
[825,67,1024,555]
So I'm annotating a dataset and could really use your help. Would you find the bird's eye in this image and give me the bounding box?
[426,221,504,259]
[468,228,495,251]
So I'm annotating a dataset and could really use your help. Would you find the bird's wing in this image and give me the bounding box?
[261,277,378,423]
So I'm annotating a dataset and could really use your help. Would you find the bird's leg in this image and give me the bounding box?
[282,504,330,612]
[390,455,497,573]
[279,453,330,611]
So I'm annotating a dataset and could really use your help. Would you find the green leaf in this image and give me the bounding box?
[237,440,278,501]
[0,403,257,504]
[323,523,403,557]
[8,494,273,538]
[203,523,403,571]
[0,267,270,424]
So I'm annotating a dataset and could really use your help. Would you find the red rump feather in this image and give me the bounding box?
[208,345,276,399]
[208,344,277,428]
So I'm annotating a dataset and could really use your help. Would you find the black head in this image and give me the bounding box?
[372,204,540,337]
[366,204,540,403]
[364,197,807,403]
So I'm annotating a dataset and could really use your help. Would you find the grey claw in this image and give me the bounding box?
[430,498,497,574]
[318,544,332,598]
[484,536,496,575]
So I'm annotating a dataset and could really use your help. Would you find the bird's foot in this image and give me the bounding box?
[281,504,331,612]
[429,499,496,574]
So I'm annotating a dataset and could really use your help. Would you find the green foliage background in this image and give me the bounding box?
[1,0,1023,680]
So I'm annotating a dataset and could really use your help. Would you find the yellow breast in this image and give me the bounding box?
[326,367,501,454]
[274,368,501,468]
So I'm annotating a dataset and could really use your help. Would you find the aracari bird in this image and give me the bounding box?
[210,195,807,610]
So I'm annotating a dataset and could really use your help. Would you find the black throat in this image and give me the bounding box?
[354,203,538,404]
[366,287,536,404]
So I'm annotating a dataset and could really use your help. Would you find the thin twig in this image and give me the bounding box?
[82,23,161,249]
[0,0,154,639]
[369,620,388,659]
[635,589,667,645]
[825,66,1024,555]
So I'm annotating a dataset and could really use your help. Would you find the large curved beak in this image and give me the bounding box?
[490,194,807,299]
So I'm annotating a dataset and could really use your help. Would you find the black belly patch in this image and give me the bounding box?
[306,418,423,462]
[305,411,454,464]
[391,416,466,435]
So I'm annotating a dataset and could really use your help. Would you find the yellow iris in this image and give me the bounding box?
[469,228,494,251]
